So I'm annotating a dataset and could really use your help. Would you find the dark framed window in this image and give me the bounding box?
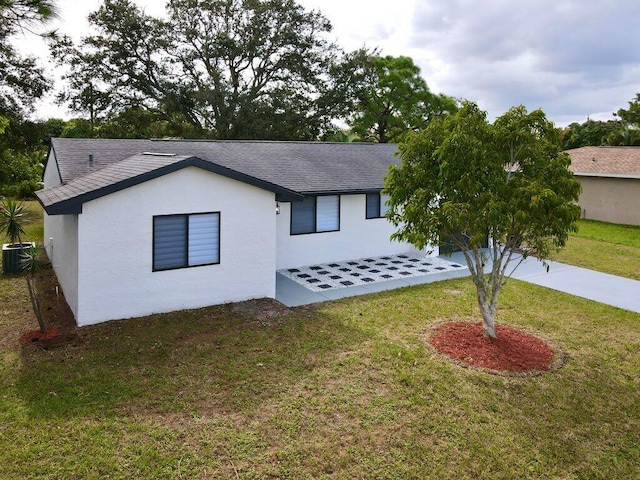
[290,195,340,235]
[153,212,220,271]
[366,193,390,219]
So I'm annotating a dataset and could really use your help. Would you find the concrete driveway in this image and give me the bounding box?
[508,255,640,313]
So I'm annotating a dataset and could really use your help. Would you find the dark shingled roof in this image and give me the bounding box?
[567,146,640,178]
[38,138,401,214]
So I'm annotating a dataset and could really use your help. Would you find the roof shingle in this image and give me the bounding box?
[38,139,401,214]
[49,138,400,192]
[566,146,640,177]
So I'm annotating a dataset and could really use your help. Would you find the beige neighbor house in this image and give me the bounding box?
[566,146,640,226]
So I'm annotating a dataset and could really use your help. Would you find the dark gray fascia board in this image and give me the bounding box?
[276,192,301,202]
[297,188,385,197]
[277,189,385,203]
[38,156,303,215]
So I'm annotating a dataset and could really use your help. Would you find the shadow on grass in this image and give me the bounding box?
[15,299,368,420]
[8,276,640,478]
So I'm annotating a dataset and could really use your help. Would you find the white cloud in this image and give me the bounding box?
[408,0,640,123]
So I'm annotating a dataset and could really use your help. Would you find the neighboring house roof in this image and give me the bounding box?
[38,138,400,214]
[566,146,640,179]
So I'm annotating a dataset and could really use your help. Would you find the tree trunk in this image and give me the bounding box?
[378,119,388,143]
[463,247,504,340]
[479,301,497,339]
[26,275,46,333]
[475,284,497,339]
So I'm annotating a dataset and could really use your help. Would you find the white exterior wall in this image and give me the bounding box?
[42,150,80,317]
[42,150,61,244]
[46,214,79,318]
[276,194,425,270]
[74,167,277,326]
[43,150,61,187]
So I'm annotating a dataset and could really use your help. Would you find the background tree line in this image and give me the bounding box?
[1,0,640,197]
[562,94,640,149]
[50,0,458,143]
[2,0,459,196]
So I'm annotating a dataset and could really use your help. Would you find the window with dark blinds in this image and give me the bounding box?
[366,193,390,219]
[153,212,220,271]
[290,195,340,235]
[291,197,316,234]
[366,193,380,219]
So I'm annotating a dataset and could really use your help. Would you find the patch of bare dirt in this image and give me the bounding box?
[18,264,78,349]
[442,288,465,296]
[231,298,294,325]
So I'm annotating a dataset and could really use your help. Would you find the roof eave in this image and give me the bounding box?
[573,172,640,180]
[39,156,304,215]
[297,188,385,197]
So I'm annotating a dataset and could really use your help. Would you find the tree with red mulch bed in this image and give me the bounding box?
[429,320,564,375]
[385,103,581,340]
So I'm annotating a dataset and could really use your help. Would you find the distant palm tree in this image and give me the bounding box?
[607,126,640,146]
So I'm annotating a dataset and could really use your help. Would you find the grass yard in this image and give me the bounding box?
[550,219,640,280]
[1,202,639,478]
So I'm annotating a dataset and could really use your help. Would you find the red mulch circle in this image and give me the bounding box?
[18,328,62,345]
[430,321,557,374]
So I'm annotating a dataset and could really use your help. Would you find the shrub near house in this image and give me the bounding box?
[1,198,34,274]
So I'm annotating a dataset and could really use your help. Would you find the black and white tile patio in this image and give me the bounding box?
[277,253,467,292]
[276,249,640,313]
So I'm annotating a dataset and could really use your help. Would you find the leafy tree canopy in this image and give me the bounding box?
[0,1,57,197]
[561,119,624,149]
[0,112,63,197]
[610,92,640,146]
[616,92,640,127]
[58,108,198,139]
[385,102,581,338]
[0,0,57,115]
[52,1,459,142]
[330,50,458,143]
[52,0,340,140]
[562,93,640,149]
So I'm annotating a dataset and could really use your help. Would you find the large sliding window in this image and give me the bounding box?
[153,212,220,271]
[366,193,391,219]
[291,195,340,235]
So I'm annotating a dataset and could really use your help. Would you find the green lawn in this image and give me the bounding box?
[571,219,640,248]
[1,204,639,478]
[550,219,640,280]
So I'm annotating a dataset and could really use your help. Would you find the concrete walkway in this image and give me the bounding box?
[508,255,640,313]
[276,251,640,314]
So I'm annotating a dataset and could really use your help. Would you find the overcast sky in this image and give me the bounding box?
[19,0,640,127]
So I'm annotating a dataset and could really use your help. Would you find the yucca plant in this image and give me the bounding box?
[0,198,27,247]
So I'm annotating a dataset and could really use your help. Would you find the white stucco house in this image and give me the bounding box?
[36,138,427,326]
